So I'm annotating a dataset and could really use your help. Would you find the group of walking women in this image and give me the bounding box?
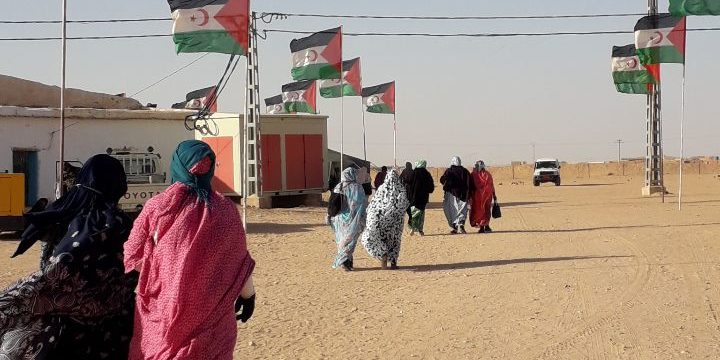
[0,140,256,360]
[329,156,495,271]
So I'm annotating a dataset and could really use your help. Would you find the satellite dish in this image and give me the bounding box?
[147,146,154,153]
[106,147,113,154]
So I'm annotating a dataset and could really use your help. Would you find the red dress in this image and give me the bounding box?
[469,170,495,227]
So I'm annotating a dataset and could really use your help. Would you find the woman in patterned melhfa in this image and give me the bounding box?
[362,169,410,270]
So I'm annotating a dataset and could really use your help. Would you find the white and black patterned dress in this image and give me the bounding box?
[361,169,410,265]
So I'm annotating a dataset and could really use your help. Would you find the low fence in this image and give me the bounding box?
[371,160,720,184]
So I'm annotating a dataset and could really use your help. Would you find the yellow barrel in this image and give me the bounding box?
[0,173,25,217]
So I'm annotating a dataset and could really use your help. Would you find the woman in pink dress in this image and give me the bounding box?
[469,160,496,233]
[124,140,256,360]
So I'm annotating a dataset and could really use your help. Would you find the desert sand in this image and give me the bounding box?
[2,173,720,359]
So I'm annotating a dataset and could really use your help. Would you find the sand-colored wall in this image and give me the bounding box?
[370,160,720,185]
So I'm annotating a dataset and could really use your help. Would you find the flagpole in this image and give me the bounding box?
[361,100,367,161]
[339,26,344,172]
[58,0,67,199]
[679,61,686,211]
[393,113,397,168]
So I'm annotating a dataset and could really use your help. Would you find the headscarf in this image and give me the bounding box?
[171,140,216,202]
[13,154,128,258]
[404,162,413,171]
[340,167,357,184]
[415,160,427,169]
[474,160,486,171]
[450,156,462,167]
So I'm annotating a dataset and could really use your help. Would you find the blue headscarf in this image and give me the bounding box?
[170,140,216,202]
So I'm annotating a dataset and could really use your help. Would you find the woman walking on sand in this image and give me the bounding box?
[440,156,475,234]
[362,169,410,269]
[408,160,435,236]
[329,167,368,271]
[469,160,496,233]
[124,140,256,360]
[0,154,137,359]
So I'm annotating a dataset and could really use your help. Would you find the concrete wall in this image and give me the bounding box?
[370,160,720,186]
[0,106,194,199]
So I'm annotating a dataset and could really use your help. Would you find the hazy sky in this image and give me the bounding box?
[2,0,718,166]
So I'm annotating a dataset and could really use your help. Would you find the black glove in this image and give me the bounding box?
[235,294,256,323]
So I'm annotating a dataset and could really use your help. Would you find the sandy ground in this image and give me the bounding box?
[3,174,720,359]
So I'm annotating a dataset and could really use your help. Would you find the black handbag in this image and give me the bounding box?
[328,184,347,217]
[491,195,502,219]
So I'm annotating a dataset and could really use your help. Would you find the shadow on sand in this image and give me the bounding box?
[426,201,553,210]
[354,255,632,272]
[561,183,623,187]
[249,222,326,235]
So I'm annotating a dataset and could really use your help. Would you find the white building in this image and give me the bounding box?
[0,106,195,202]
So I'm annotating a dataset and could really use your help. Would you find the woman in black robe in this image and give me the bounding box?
[0,154,138,360]
[408,160,435,236]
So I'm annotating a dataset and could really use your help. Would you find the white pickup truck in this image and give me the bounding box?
[111,150,170,214]
[533,158,561,186]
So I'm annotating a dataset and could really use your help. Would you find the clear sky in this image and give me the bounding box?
[2,0,718,166]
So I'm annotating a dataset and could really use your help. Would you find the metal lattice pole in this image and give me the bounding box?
[245,13,262,210]
[643,0,664,198]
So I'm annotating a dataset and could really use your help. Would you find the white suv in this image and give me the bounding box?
[533,159,561,186]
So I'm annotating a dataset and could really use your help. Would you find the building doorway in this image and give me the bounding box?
[12,149,38,206]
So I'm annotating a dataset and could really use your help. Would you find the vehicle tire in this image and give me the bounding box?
[533,180,540,187]
[555,179,561,186]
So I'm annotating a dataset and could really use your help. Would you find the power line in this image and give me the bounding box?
[0,18,170,24]
[267,12,647,20]
[2,28,720,41]
[0,12,648,25]
[129,53,210,98]
[0,34,171,41]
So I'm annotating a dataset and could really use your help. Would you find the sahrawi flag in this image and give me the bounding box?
[670,0,720,16]
[634,14,686,64]
[319,58,362,98]
[362,82,395,114]
[612,44,659,95]
[171,86,218,111]
[168,0,249,55]
[282,80,317,114]
[290,27,342,81]
[265,95,287,114]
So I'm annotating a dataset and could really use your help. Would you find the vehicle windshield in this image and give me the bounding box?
[535,161,557,169]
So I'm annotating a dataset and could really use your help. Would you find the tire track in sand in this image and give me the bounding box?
[525,219,652,359]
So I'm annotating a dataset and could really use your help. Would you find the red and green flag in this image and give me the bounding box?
[319,58,362,98]
[282,80,317,114]
[265,95,288,114]
[168,0,249,55]
[171,86,218,111]
[670,0,720,16]
[634,14,686,64]
[290,27,342,81]
[612,44,659,95]
[362,82,395,114]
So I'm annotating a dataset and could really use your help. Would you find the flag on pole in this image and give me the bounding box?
[282,80,317,114]
[611,44,659,95]
[264,95,288,114]
[290,27,342,80]
[634,14,686,64]
[319,58,362,98]
[362,82,395,114]
[168,0,250,55]
[615,83,653,95]
[670,0,720,16]
[171,86,218,111]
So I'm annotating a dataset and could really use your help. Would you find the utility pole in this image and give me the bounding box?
[531,142,536,162]
[616,139,623,164]
[643,0,665,197]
